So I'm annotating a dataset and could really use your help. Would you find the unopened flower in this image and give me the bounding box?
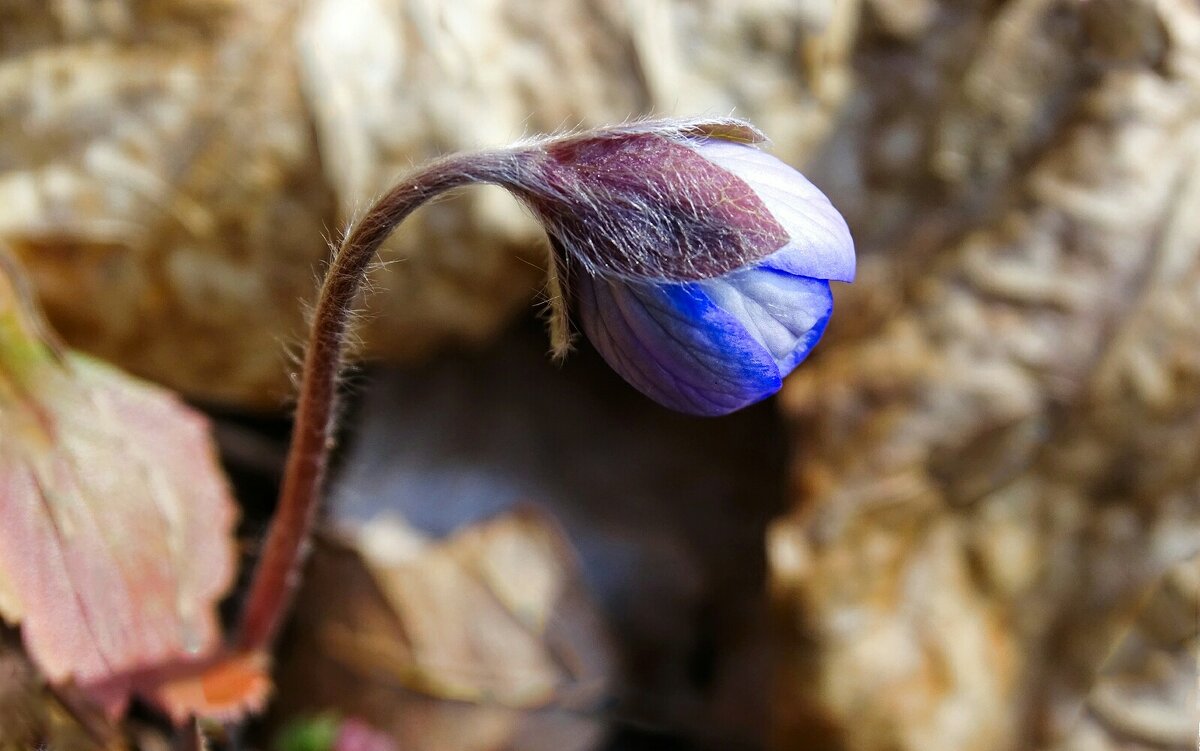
[510,119,856,415]
[239,116,855,657]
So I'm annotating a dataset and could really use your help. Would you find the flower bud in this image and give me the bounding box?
[509,118,855,415]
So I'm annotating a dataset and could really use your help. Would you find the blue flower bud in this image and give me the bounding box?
[511,119,855,415]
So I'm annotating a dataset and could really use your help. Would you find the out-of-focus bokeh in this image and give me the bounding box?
[0,0,855,407]
[1,0,1197,749]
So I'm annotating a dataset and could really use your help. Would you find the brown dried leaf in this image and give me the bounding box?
[0,2,332,408]
[769,0,1200,748]
[273,509,613,751]
[0,254,240,719]
[1062,553,1200,750]
[0,628,124,751]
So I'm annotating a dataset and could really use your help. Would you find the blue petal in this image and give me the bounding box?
[577,273,782,416]
[577,264,833,416]
[690,139,856,283]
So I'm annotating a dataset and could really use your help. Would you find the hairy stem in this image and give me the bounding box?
[237,151,518,652]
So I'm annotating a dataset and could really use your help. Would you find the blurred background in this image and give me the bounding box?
[1,0,1198,749]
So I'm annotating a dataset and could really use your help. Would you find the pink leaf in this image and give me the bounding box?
[0,255,241,720]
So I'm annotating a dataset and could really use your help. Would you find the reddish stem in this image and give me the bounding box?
[237,151,517,652]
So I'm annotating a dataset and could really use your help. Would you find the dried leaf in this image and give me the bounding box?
[0,627,124,751]
[0,255,240,720]
[325,331,785,745]
[1066,553,1200,749]
[769,0,1200,748]
[273,509,613,751]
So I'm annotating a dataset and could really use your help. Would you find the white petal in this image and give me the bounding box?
[699,268,832,371]
[691,140,855,282]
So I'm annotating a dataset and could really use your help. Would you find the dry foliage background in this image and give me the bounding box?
[0,0,1197,749]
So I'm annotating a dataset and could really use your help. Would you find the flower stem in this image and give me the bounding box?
[236,151,516,652]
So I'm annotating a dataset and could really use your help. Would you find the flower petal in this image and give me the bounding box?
[576,273,782,416]
[690,140,855,282]
[698,265,833,373]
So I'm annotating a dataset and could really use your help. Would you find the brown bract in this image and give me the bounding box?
[530,130,787,281]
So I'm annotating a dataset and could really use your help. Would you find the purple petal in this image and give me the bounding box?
[689,140,855,282]
[577,274,782,416]
[576,265,833,416]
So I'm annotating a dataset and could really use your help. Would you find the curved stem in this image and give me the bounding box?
[236,151,518,652]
